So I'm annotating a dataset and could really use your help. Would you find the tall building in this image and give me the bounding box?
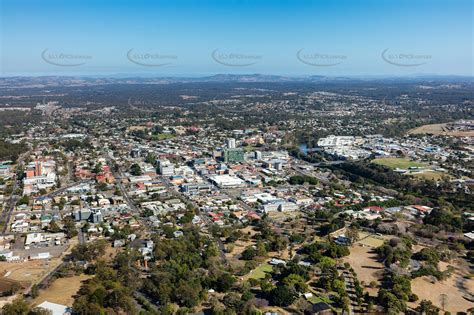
[226,138,236,149]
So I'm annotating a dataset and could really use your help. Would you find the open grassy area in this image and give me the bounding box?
[306,290,332,305]
[372,157,426,169]
[245,263,272,280]
[411,171,451,181]
[151,133,175,140]
[33,274,92,307]
[343,244,384,296]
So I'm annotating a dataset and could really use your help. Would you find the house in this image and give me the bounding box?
[309,302,333,314]
[269,258,286,265]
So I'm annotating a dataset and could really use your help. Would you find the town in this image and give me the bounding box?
[0,76,472,315]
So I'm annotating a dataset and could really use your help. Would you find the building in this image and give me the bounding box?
[0,165,11,177]
[209,175,245,188]
[157,160,175,176]
[223,148,245,163]
[23,160,57,195]
[181,183,213,194]
[227,138,236,149]
[74,208,103,223]
[36,301,71,315]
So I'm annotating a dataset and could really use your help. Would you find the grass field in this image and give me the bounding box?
[343,244,384,295]
[411,171,450,181]
[409,123,474,137]
[307,289,333,305]
[408,123,447,135]
[357,235,385,248]
[32,274,92,307]
[372,158,426,169]
[245,263,272,280]
[409,261,474,313]
[151,133,175,140]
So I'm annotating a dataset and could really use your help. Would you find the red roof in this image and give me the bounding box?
[365,206,384,212]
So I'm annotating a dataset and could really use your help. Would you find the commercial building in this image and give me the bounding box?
[227,138,236,149]
[209,175,245,188]
[223,149,245,163]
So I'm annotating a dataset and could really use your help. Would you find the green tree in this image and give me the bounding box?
[416,300,440,315]
[47,220,61,233]
[2,297,30,315]
[269,285,297,306]
[130,163,143,176]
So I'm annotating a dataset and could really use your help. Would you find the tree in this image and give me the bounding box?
[282,274,308,293]
[130,163,142,176]
[215,273,236,292]
[241,247,257,260]
[29,308,53,315]
[378,289,406,313]
[269,285,297,306]
[346,227,360,244]
[2,297,29,315]
[62,216,78,238]
[145,153,156,165]
[47,220,61,233]
[30,284,40,298]
[416,300,440,315]
[17,195,29,206]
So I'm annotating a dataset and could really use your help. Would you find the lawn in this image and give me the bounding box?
[306,291,332,305]
[372,158,426,170]
[357,232,384,248]
[245,263,272,280]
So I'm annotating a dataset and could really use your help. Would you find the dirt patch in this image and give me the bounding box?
[409,270,474,313]
[0,260,49,285]
[32,274,92,307]
[0,277,23,295]
[343,244,384,295]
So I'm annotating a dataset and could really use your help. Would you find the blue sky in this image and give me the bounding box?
[1,0,472,76]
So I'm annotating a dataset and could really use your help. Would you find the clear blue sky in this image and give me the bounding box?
[1,0,472,76]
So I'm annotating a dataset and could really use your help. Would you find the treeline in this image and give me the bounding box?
[0,140,27,162]
[328,161,474,210]
[288,175,319,185]
[0,110,43,136]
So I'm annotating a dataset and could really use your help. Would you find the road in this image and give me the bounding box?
[42,179,91,198]
[105,154,138,212]
[1,150,29,235]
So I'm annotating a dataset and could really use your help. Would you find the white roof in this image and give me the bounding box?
[37,301,70,315]
[464,232,474,240]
